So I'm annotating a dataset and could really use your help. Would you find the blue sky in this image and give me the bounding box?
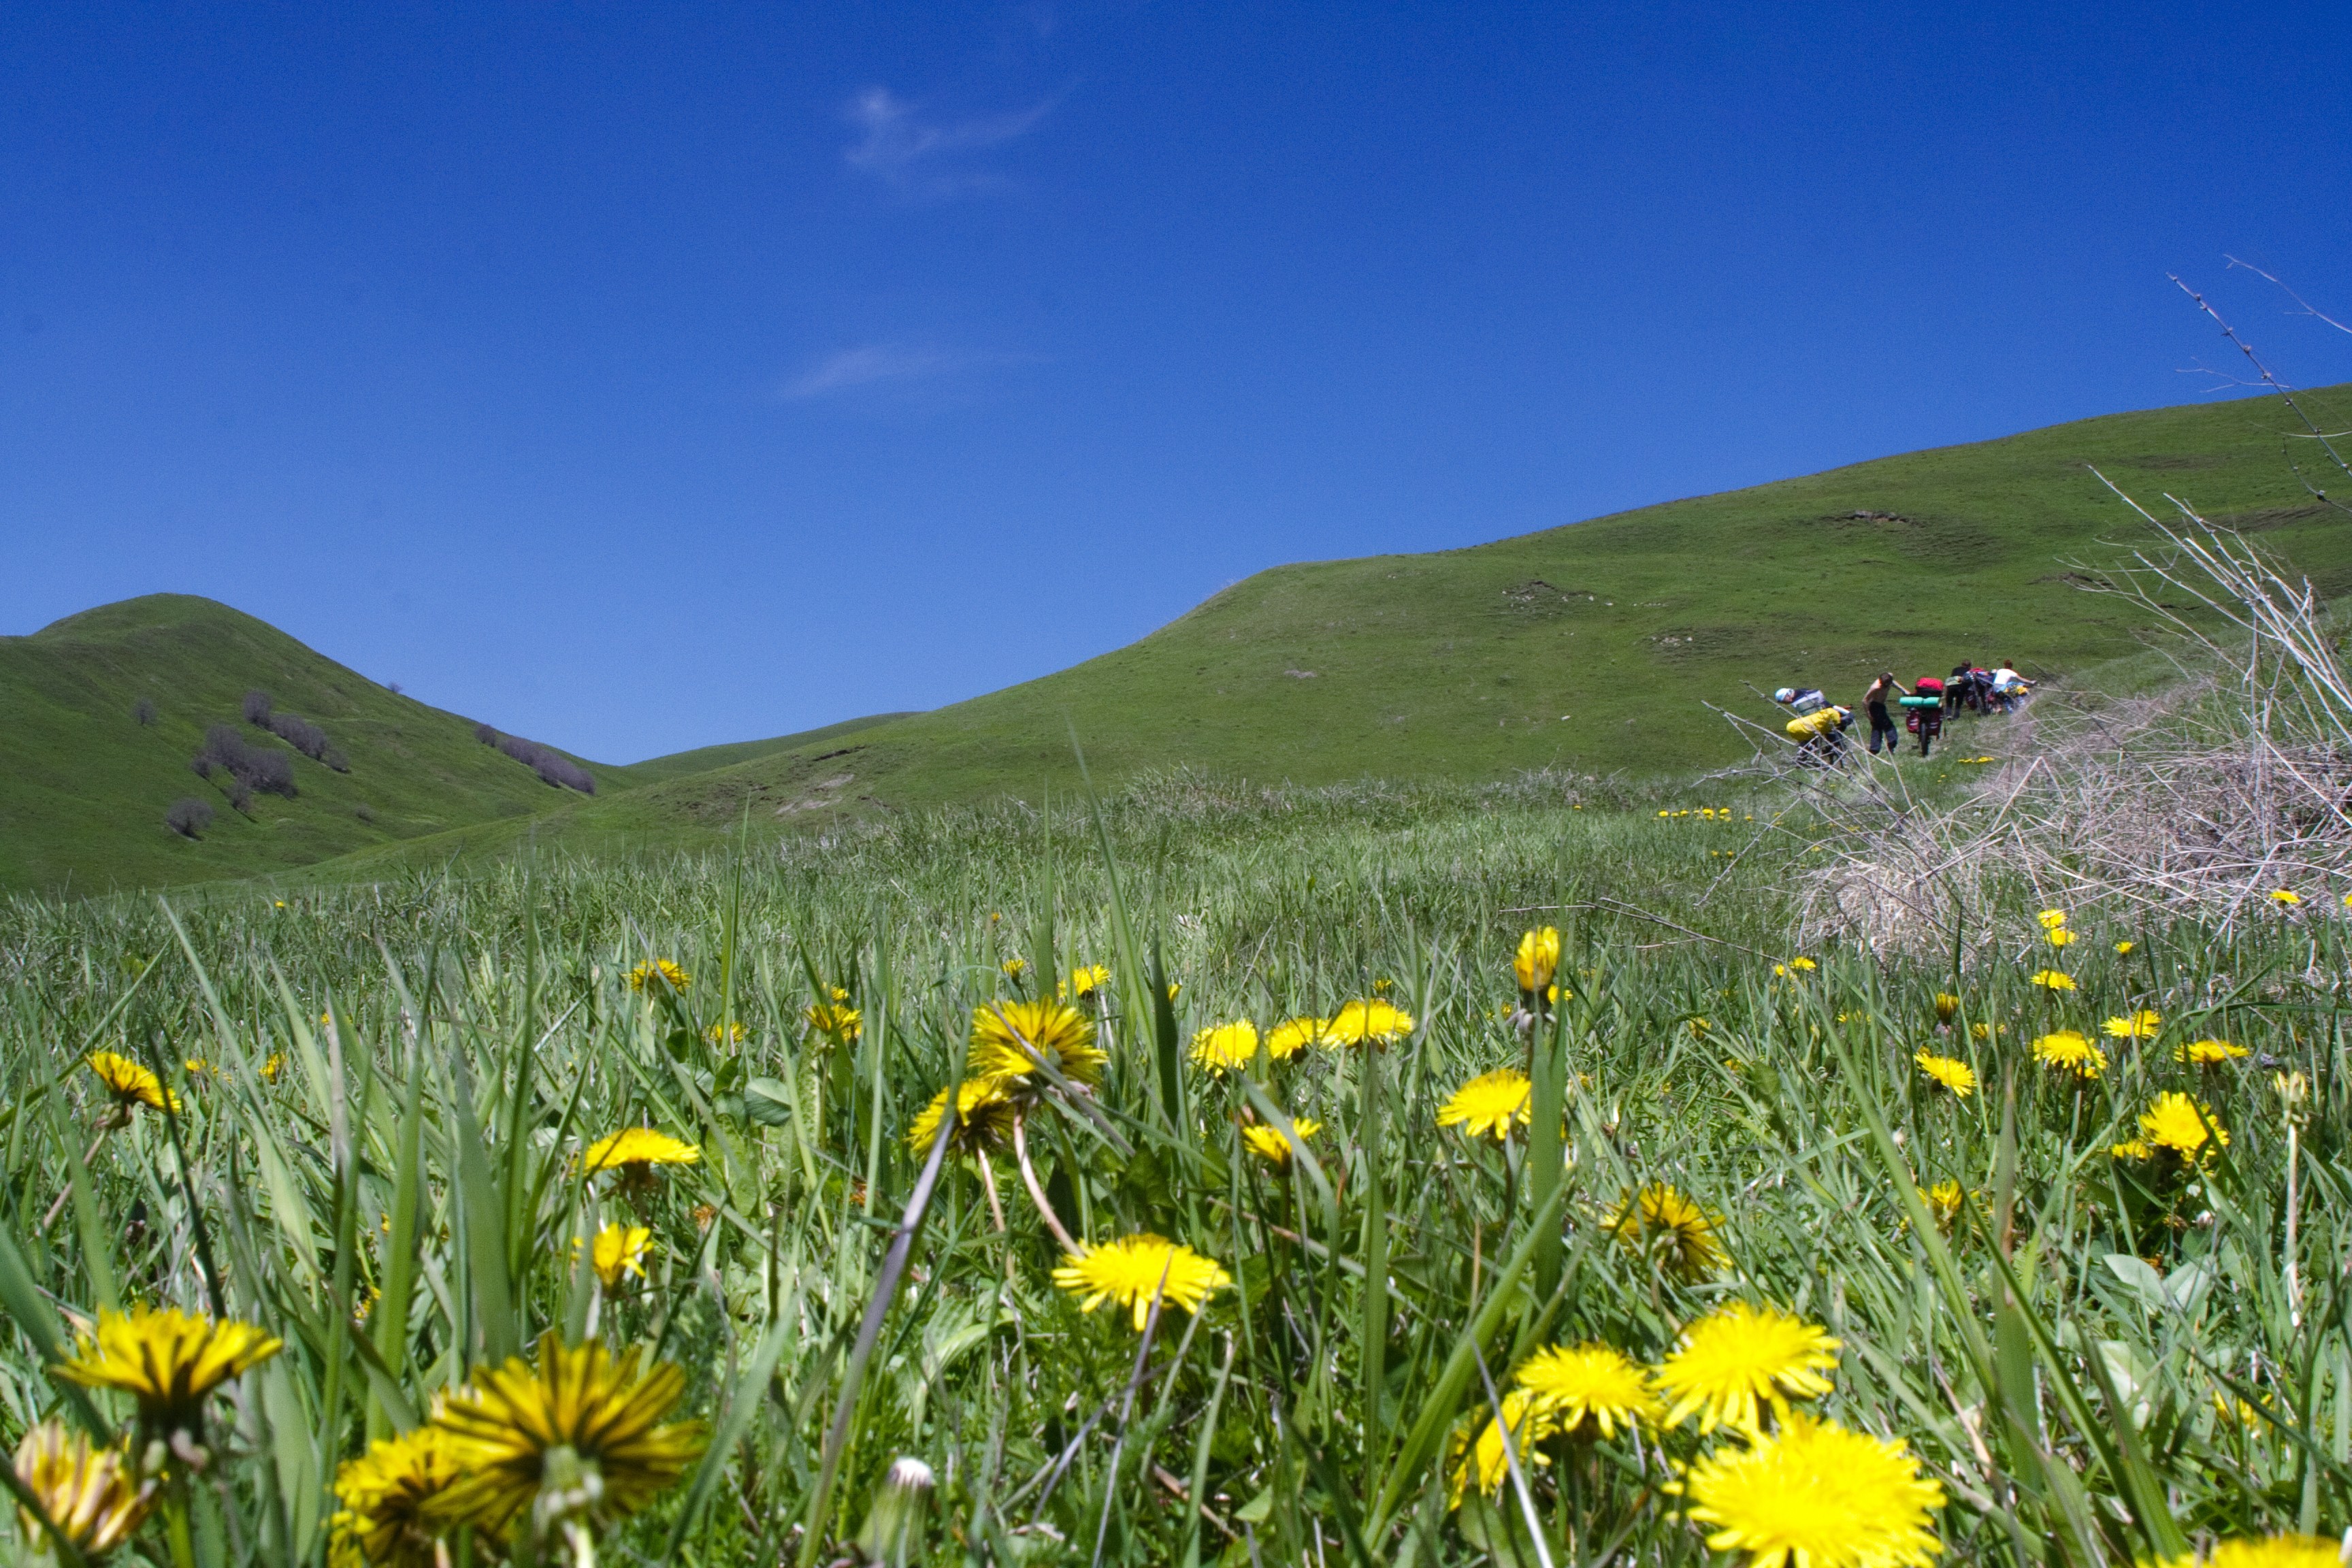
[3,3,2347,762]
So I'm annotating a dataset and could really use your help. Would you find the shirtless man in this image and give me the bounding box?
[1861,672,1907,755]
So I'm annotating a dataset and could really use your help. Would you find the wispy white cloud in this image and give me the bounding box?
[779,342,1036,400]
[842,86,1056,195]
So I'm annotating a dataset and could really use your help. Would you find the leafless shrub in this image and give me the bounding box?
[483,732,595,794]
[165,798,213,838]
[133,697,157,726]
[242,689,273,724]
[265,712,329,758]
[355,802,375,824]
[194,724,298,800]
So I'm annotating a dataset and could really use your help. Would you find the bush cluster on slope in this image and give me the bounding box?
[242,689,350,771]
[473,724,596,794]
[163,797,212,838]
[191,723,297,807]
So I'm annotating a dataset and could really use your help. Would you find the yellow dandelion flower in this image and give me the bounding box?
[2103,1010,2161,1040]
[1323,998,1415,1047]
[1240,1117,1320,1164]
[1000,957,1028,981]
[87,1051,181,1115]
[2210,1390,2265,1431]
[968,999,1105,1088]
[704,1020,747,1046]
[1516,1343,1660,1439]
[1514,927,1562,994]
[2186,1539,2347,1568]
[1189,1020,1262,1073]
[330,1425,461,1568]
[261,1052,286,1083]
[2139,1092,2227,1160]
[584,1224,653,1288]
[1933,992,1959,1022]
[1773,957,1818,977]
[1653,1301,1840,1435]
[1913,1052,1975,1097]
[2031,1030,2106,1079]
[578,1128,702,1176]
[1437,1068,1533,1141]
[1917,1179,1965,1232]
[628,959,689,994]
[429,1332,706,1537]
[1682,1411,1945,1568]
[2028,969,2076,992]
[804,1002,863,1043]
[2037,909,2069,930]
[12,1420,155,1560]
[1051,1235,1230,1330]
[2115,941,2136,955]
[1264,1016,1328,1058]
[1688,1016,1712,1036]
[2046,928,2078,948]
[1603,1183,1729,1281]
[54,1305,282,1437]
[2270,889,2301,905]
[2178,1039,2247,1066]
[2110,1139,2155,1162]
[1449,1388,1554,1505]
[1064,964,1110,999]
[906,1078,1015,1156]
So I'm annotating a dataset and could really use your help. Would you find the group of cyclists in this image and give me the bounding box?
[1771,662,2032,764]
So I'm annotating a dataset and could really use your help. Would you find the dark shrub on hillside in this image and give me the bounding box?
[323,747,350,773]
[474,722,499,745]
[355,802,374,824]
[495,734,596,795]
[194,724,298,800]
[165,798,213,838]
[266,711,329,758]
[134,697,157,726]
[242,689,274,723]
[227,779,252,815]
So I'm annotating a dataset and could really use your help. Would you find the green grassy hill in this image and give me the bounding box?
[318,386,2352,876]
[612,713,920,786]
[0,595,647,892]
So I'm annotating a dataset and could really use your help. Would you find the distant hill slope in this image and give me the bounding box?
[0,595,638,892]
[612,713,921,785]
[318,387,2352,877]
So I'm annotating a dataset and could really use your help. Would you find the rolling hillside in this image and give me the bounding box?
[0,595,657,892]
[318,385,2352,877]
[14,388,2347,892]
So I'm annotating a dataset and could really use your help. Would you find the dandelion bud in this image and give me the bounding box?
[1933,992,1959,1023]
[855,1456,934,1566]
[2276,1071,2311,1126]
[1514,928,1561,996]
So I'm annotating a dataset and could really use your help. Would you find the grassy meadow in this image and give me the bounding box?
[16,387,2352,898]
[339,382,2352,877]
[0,762,2343,1567]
